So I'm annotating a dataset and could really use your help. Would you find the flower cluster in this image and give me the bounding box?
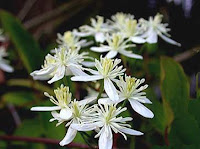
[30,12,180,149]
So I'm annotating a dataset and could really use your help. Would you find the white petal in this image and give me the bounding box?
[159,33,181,46]
[98,98,114,104]
[90,47,110,52]
[79,97,97,105]
[81,61,95,67]
[99,127,113,149]
[48,65,65,84]
[105,51,118,59]
[59,108,73,120]
[104,78,119,101]
[31,106,61,111]
[95,32,105,43]
[71,75,103,82]
[0,63,14,72]
[71,123,97,131]
[146,28,158,43]
[69,66,88,76]
[59,127,77,146]
[130,37,146,44]
[119,50,143,59]
[118,127,143,136]
[31,66,54,76]
[129,99,154,118]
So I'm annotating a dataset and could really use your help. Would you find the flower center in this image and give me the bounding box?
[108,34,122,50]
[43,54,56,68]
[105,105,116,124]
[95,16,104,31]
[72,101,81,118]
[63,31,76,50]
[101,58,114,76]
[54,85,72,108]
[124,19,137,37]
[126,77,136,93]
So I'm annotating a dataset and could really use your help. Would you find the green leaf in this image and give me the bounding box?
[39,112,65,139]
[2,91,35,107]
[188,99,200,127]
[0,10,44,73]
[15,118,44,137]
[146,89,166,134]
[160,56,189,119]
[169,114,200,146]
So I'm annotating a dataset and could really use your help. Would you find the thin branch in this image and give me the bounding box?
[174,46,200,62]
[7,104,21,127]
[23,0,91,29]
[17,0,38,21]
[0,135,91,148]
[33,2,90,39]
[164,126,169,146]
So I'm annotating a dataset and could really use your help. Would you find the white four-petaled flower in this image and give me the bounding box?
[90,33,143,59]
[139,13,181,46]
[75,16,111,43]
[71,56,126,101]
[30,47,88,84]
[72,104,143,149]
[99,75,154,118]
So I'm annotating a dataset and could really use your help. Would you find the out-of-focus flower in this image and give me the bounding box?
[31,47,88,84]
[75,16,111,43]
[72,104,143,149]
[57,30,93,50]
[139,13,181,46]
[110,12,134,31]
[90,33,143,59]
[99,76,154,118]
[0,47,13,73]
[71,56,126,101]
[0,29,6,42]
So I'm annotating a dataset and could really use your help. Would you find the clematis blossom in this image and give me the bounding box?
[71,56,126,101]
[99,75,154,118]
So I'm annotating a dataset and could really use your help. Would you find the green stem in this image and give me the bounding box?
[62,76,68,86]
[80,132,94,149]
[121,99,128,108]
[96,80,104,101]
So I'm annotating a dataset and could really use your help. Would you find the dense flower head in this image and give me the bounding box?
[49,84,72,108]
[31,47,88,83]
[57,30,92,50]
[95,56,125,78]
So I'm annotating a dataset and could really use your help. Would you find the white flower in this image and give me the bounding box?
[0,47,14,73]
[31,85,73,120]
[139,13,181,46]
[0,29,6,42]
[75,16,111,43]
[73,104,143,149]
[90,33,143,59]
[118,19,146,44]
[51,100,97,146]
[110,12,134,31]
[71,56,126,101]
[30,47,88,84]
[99,75,154,118]
[57,30,93,50]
